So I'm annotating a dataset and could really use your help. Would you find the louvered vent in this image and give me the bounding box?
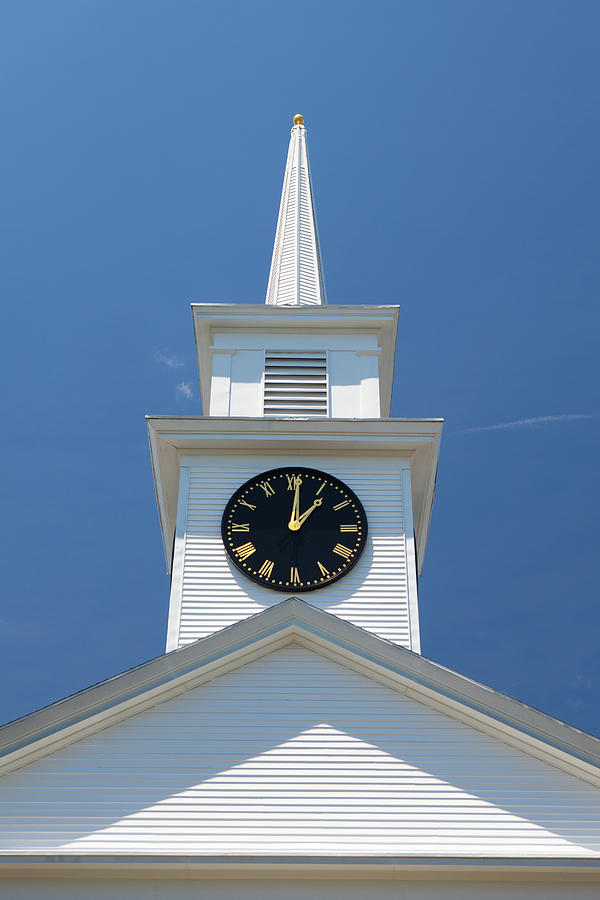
[263,352,328,417]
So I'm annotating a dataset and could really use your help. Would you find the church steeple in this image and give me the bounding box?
[265,114,327,306]
[149,114,441,657]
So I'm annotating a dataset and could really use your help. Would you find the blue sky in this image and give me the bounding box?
[1,0,599,736]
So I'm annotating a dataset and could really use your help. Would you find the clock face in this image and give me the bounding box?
[221,467,368,592]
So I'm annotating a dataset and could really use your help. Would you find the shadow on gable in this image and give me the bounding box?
[0,643,598,856]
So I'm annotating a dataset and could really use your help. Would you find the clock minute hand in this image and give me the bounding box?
[288,476,302,530]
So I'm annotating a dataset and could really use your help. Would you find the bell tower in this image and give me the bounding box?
[147,116,442,653]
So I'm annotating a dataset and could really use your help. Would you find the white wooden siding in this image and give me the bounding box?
[3,880,600,900]
[169,452,415,649]
[0,645,599,857]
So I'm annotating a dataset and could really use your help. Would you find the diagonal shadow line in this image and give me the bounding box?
[0,645,598,855]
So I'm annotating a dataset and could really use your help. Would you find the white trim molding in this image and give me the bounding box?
[1,598,599,788]
[146,415,442,574]
[191,304,399,417]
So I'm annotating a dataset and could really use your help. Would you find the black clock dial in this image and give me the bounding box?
[221,467,368,592]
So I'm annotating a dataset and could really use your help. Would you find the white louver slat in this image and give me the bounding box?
[263,352,328,417]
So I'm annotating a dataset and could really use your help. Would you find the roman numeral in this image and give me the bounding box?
[238,499,256,511]
[333,499,350,511]
[258,559,275,579]
[317,561,330,577]
[286,474,302,490]
[333,543,353,560]
[315,480,326,495]
[340,524,358,532]
[290,566,300,584]
[259,480,275,497]
[231,523,250,532]
[235,541,256,561]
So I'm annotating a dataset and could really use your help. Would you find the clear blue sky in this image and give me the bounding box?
[1,0,599,735]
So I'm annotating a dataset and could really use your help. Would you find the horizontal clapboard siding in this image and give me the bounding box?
[174,454,412,648]
[0,646,599,856]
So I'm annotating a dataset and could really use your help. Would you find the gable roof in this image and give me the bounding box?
[4,640,600,865]
[1,598,599,787]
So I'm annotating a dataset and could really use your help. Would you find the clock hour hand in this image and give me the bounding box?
[290,497,323,531]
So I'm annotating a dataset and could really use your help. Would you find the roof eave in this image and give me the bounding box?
[145,413,441,574]
[191,302,400,417]
[1,598,598,787]
[1,855,600,878]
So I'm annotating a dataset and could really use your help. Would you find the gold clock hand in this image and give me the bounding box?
[288,475,302,530]
[295,497,323,528]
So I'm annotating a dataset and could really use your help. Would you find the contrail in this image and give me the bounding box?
[457,414,600,434]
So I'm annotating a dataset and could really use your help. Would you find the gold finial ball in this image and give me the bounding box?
[293,113,304,126]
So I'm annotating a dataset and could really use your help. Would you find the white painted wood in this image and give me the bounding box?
[169,451,415,648]
[209,340,383,419]
[207,351,232,416]
[402,466,421,654]
[2,878,600,899]
[359,352,381,417]
[1,646,599,858]
[5,878,600,899]
[328,351,361,417]
[212,331,379,352]
[4,601,600,788]
[147,417,441,579]
[263,352,328,417]
[165,468,191,653]
[193,305,400,418]
[227,351,264,417]
[327,350,381,418]
[266,120,326,306]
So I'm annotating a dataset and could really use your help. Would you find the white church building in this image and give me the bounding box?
[0,115,599,898]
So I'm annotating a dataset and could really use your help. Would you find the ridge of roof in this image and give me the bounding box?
[0,598,599,785]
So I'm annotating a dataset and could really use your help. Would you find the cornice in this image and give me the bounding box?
[146,415,442,572]
[191,303,400,417]
[0,855,599,879]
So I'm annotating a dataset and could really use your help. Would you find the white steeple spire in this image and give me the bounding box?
[266,114,327,306]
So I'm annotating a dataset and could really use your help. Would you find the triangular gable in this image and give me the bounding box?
[1,600,599,789]
[0,641,599,859]
[1,599,599,785]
